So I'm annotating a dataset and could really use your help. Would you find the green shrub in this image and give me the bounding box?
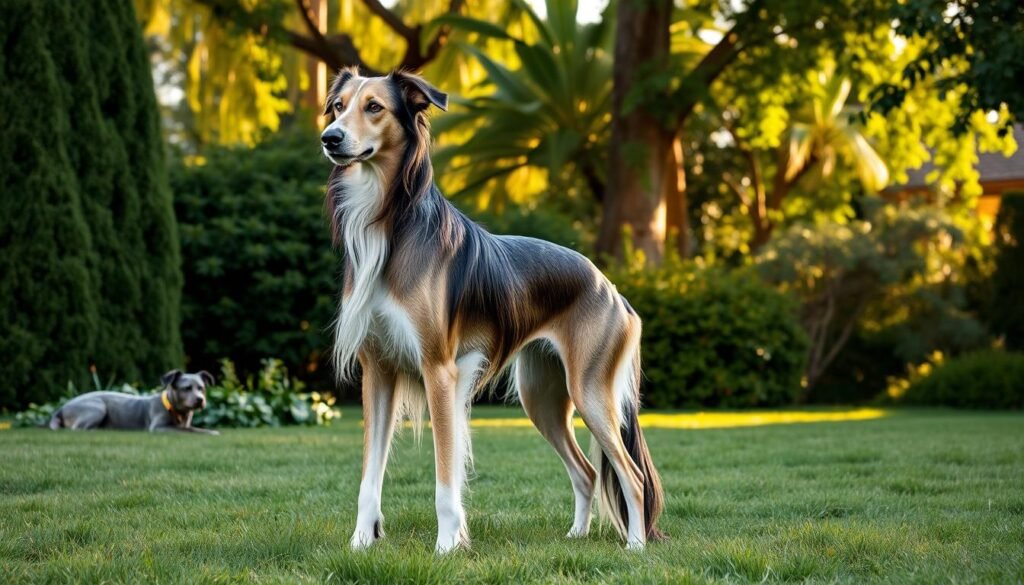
[990,192,1024,350]
[194,359,340,428]
[757,201,988,400]
[899,350,1024,409]
[468,206,590,253]
[606,254,808,408]
[171,128,339,387]
[0,0,182,410]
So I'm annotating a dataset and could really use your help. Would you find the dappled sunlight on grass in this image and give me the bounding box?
[635,408,888,429]
[466,408,888,430]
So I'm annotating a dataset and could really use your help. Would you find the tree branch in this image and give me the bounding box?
[361,0,417,41]
[295,0,326,42]
[672,30,742,128]
[400,0,466,71]
[817,294,868,380]
[285,30,378,74]
[771,151,818,210]
[672,0,835,130]
[290,0,366,72]
[722,173,750,207]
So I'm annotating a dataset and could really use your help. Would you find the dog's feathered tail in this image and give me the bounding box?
[591,343,666,542]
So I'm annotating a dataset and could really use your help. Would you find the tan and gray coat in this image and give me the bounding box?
[321,69,664,553]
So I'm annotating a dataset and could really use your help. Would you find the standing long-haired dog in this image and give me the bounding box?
[322,68,664,553]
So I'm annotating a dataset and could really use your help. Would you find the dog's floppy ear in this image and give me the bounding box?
[198,370,215,387]
[161,369,182,387]
[393,70,448,112]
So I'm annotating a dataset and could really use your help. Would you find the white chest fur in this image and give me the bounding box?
[369,294,423,371]
[331,165,391,381]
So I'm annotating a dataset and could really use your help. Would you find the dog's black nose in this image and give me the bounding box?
[321,128,345,149]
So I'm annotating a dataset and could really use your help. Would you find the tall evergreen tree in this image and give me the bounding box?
[0,0,182,408]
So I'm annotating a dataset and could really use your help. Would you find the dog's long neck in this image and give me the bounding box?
[327,124,469,382]
[330,163,389,382]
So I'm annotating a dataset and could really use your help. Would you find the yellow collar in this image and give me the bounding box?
[161,390,175,413]
[162,390,186,424]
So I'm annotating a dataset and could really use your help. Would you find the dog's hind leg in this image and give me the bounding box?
[516,342,596,538]
[63,400,108,430]
[351,354,398,550]
[555,303,661,550]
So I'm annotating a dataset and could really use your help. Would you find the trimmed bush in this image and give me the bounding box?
[0,0,182,409]
[171,128,339,386]
[471,206,591,253]
[991,192,1024,350]
[900,350,1024,409]
[607,257,808,408]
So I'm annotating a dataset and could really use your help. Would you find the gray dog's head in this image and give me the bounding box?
[160,369,214,412]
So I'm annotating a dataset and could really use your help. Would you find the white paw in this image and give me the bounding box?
[350,521,382,551]
[350,532,377,551]
[566,526,590,539]
[434,526,469,554]
[625,538,645,551]
[434,537,467,554]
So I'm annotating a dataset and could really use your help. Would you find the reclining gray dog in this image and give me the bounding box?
[48,370,219,434]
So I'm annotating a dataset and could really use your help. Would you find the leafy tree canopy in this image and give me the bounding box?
[867,0,1024,135]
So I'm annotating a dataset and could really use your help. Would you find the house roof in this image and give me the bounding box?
[892,125,1024,190]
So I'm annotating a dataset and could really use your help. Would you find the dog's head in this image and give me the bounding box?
[320,68,447,171]
[160,369,214,412]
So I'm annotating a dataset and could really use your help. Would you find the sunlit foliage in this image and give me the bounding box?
[134,0,518,147]
[431,0,613,214]
[868,0,1024,135]
[756,199,985,392]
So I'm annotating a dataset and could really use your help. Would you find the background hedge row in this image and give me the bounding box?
[0,0,182,409]
[170,129,339,388]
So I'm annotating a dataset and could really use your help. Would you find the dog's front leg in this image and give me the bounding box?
[350,355,397,550]
[425,354,484,554]
[424,360,467,554]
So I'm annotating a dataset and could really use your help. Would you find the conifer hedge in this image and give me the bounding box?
[0,0,182,408]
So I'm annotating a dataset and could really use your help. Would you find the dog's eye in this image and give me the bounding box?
[366,102,383,114]
[333,101,343,113]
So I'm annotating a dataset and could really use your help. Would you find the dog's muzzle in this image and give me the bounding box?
[321,127,345,152]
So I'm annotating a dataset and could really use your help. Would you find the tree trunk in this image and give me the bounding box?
[664,136,690,258]
[596,0,674,263]
[750,150,819,253]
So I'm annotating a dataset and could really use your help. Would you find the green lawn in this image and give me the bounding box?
[1,407,1022,584]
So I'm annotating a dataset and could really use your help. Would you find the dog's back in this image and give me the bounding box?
[49,391,153,430]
